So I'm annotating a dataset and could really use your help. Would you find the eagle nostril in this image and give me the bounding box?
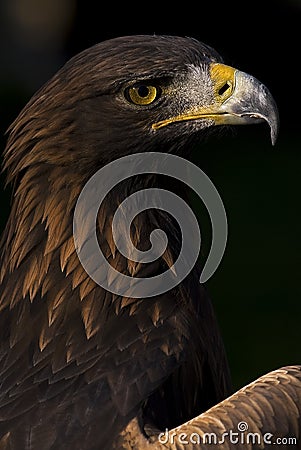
[218,81,232,96]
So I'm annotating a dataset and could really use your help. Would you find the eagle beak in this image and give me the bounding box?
[208,63,279,145]
[153,63,279,145]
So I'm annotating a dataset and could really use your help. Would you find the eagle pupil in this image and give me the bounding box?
[138,85,150,97]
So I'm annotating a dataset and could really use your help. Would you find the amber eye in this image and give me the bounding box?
[125,84,161,105]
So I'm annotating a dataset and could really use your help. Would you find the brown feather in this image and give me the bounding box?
[0,34,286,450]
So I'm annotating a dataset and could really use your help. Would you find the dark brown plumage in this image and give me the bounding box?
[0,35,299,449]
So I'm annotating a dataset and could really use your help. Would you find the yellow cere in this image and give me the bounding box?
[210,63,236,103]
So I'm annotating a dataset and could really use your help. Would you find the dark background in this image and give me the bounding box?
[0,0,300,390]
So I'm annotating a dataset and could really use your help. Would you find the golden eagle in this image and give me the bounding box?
[0,35,300,449]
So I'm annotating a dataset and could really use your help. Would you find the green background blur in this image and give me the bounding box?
[0,0,300,391]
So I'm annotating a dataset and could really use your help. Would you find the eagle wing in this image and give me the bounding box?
[115,365,301,449]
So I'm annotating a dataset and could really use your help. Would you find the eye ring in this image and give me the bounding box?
[125,83,161,106]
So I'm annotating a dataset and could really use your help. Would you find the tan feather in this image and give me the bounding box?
[114,366,301,449]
